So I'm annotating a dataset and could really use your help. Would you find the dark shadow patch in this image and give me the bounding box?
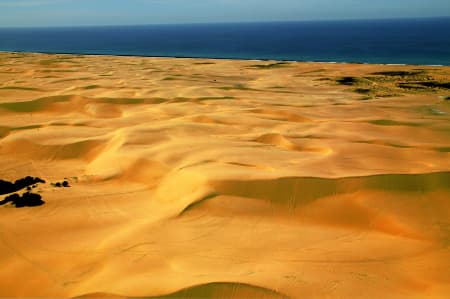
[177,193,219,217]
[212,172,450,209]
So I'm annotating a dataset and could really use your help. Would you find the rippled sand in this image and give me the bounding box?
[0,52,449,299]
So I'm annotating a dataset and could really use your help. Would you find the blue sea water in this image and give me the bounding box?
[0,18,449,65]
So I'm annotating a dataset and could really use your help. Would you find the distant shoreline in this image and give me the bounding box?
[1,51,447,67]
[1,18,449,66]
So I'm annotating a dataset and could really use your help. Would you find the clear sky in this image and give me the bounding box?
[0,0,449,27]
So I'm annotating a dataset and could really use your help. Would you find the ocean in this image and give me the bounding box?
[0,18,449,65]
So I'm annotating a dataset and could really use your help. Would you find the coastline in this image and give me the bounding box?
[1,50,447,66]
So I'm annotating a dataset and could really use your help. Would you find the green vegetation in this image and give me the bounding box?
[217,83,252,91]
[52,77,91,83]
[249,62,290,69]
[368,119,422,127]
[0,96,69,113]
[42,69,77,73]
[353,88,371,94]
[197,96,235,101]
[0,86,41,91]
[193,62,215,65]
[435,147,450,153]
[371,71,423,76]
[83,85,101,90]
[336,76,358,86]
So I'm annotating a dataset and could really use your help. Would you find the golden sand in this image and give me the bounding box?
[0,52,449,298]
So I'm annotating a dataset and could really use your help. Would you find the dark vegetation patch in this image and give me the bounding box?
[336,77,359,86]
[368,119,422,127]
[0,86,41,91]
[298,69,326,75]
[0,192,44,208]
[332,69,448,99]
[52,180,70,188]
[100,97,147,105]
[52,77,91,83]
[354,140,413,149]
[371,71,424,76]
[354,88,371,94]
[162,77,176,81]
[83,85,101,90]
[398,81,450,90]
[193,62,215,65]
[397,83,427,90]
[0,95,70,113]
[0,176,45,195]
[1,176,73,208]
[435,147,450,153]
[249,62,290,69]
[41,69,78,73]
[11,125,42,131]
[218,84,252,91]
[197,96,235,101]
[415,81,450,89]
[38,57,77,66]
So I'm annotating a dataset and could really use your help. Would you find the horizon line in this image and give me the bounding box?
[1,15,449,29]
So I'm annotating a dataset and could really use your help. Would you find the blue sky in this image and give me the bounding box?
[0,0,449,27]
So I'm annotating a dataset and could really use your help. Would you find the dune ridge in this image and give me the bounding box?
[74,282,290,299]
[0,52,449,299]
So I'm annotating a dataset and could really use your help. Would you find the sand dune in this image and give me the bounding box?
[0,52,449,298]
[75,282,290,299]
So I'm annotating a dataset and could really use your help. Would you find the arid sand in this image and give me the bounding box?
[0,52,449,299]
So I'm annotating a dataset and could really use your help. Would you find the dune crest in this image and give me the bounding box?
[75,282,290,299]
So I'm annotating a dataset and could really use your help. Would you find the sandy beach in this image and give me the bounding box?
[0,52,449,299]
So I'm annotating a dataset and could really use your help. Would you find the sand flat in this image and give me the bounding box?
[0,52,449,299]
